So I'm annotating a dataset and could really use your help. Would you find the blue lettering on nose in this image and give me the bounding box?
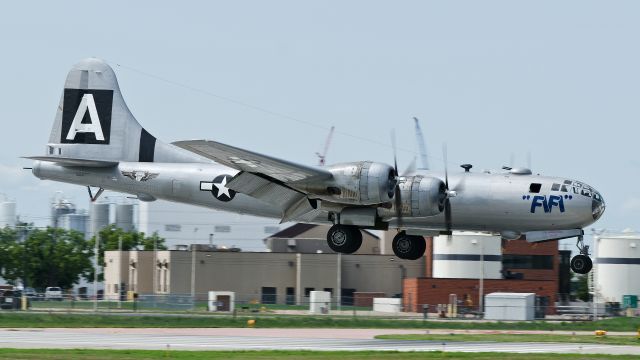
[524,194,569,213]
[548,195,565,213]
[530,195,549,213]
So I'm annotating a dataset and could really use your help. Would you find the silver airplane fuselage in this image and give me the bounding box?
[32,160,604,234]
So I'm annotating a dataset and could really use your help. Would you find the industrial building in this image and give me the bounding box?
[403,232,568,313]
[104,249,423,306]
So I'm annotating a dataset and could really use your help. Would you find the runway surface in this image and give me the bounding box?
[0,328,639,355]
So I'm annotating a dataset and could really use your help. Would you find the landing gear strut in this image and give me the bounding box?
[392,231,426,260]
[326,224,362,254]
[570,235,593,274]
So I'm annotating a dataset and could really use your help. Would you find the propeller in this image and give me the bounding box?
[442,143,452,236]
[391,130,403,228]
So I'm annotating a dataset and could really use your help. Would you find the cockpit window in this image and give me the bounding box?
[594,192,602,201]
[551,183,561,191]
[529,183,542,193]
[563,180,572,185]
[561,185,568,192]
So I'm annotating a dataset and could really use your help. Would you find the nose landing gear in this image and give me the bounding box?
[570,235,593,274]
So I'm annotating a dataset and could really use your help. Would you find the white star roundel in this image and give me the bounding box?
[199,175,236,202]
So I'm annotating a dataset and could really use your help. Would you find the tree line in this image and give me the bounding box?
[0,225,166,291]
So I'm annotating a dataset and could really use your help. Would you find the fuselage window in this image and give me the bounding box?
[529,183,542,193]
[551,183,561,191]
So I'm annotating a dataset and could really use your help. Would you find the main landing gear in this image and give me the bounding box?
[326,224,363,254]
[392,231,426,260]
[570,235,593,274]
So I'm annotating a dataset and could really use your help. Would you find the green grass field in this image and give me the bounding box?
[376,333,640,346]
[0,349,636,360]
[0,312,639,332]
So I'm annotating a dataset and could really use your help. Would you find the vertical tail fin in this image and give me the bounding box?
[46,58,199,163]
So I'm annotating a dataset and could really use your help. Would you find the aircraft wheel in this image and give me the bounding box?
[327,224,362,254]
[392,232,426,260]
[570,254,593,274]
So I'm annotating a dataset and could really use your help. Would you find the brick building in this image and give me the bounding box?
[402,237,568,314]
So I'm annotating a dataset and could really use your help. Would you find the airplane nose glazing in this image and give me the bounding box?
[592,191,605,220]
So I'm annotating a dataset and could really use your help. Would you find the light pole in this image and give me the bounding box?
[472,238,484,314]
[93,231,100,311]
[399,264,407,309]
[117,234,122,308]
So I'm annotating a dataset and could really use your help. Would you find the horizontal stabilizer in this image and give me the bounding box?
[24,156,118,168]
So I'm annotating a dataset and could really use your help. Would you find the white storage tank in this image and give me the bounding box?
[115,204,135,232]
[432,231,502,279]
[90,202,110,237]
[51,198,75,228]
[59,211,89,238]
[595,234,640,302]
[0,195,16,228]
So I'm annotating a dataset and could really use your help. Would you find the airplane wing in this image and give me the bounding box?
[173,140,332,183]
[174,140,331,223]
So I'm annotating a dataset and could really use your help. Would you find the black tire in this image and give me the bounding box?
[327,225,362,254]
[346,228,363,254]
[392,233,426,260]
[570,254,593,274]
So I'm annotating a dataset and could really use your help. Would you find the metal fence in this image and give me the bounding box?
[5,292,639,320]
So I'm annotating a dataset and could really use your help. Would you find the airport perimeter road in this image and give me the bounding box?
[0,328,639,355]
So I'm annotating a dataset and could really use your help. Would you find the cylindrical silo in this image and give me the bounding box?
[0,198,16,228]
[90,202,110,237]
[60,211,89,238]
[595,234,640,303]
[432,232,502,279]
[115,204,135,232]
[51,199,75,228]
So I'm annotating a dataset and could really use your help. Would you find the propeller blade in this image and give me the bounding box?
[442,143,449,190]
[391,129,398,176]
[442,143,452,237]
[391,129,402,227]
[395,183,403,228]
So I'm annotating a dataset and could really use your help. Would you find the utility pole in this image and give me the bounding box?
[93,232,100,311]
[191,245,196,309]
[117,234,122,308]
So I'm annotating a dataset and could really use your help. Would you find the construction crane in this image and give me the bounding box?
[413,117,429,170]
[316,126,335,166]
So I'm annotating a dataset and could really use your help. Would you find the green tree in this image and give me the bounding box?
[0,227,20,283]
[2,228,94,290]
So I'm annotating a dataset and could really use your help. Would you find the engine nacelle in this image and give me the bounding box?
[380,175,446,218]
[310,161,396,205]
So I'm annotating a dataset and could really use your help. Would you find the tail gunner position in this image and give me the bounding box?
[25,59,605,274]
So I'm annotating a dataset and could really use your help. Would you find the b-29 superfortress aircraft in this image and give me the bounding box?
[25,59,605,274]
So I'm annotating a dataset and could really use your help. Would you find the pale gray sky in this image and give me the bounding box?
[1,1,638,236]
